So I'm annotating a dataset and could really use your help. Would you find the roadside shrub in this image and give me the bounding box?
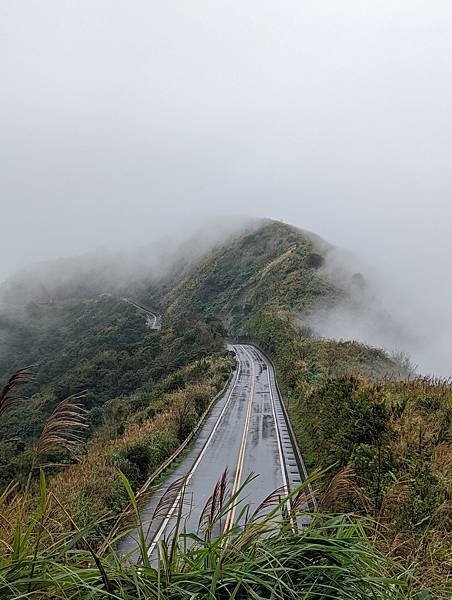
[399,460,442,529]
[122,440,152,480]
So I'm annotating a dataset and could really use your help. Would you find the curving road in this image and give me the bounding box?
[119,344,311,561]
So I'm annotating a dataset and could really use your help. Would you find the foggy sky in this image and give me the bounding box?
[1,2,452,374]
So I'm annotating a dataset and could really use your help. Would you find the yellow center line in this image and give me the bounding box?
[223,345,256,533]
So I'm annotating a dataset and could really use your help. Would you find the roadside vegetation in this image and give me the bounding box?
[50,355,232,541]
[249,314,451,596]
[0,371,417,599]
[0,471,418,599]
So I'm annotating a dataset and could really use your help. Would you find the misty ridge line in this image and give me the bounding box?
[0,217,256,305]
[0,217,446,376]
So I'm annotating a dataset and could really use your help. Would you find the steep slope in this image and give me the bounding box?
[0,286,227,490]
[0,219,403,487]
[163,220,339,325]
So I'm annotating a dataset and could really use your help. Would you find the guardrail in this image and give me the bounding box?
[256,346,317,511]
[100,367,236,555]
[139,369,235,495]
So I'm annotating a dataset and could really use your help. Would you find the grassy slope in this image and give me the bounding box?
[163,220,339,323]
[0,291,233,560]
[48,354,233,541]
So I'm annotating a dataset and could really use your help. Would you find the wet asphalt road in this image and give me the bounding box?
[118,344,307,561]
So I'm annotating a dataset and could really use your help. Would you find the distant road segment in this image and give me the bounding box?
[123,298,162,330]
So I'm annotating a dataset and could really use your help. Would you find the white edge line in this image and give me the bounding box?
[259,346,317,514]
[147,345,243,557]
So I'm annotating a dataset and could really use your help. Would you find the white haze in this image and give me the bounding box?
[1,1,451,375]
[307,245,450,377]
[0,216,254,311]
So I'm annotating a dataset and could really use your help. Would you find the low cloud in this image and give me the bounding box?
[306,245,451,376]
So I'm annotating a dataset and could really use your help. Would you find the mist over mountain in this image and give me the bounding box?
[0,217,255,312]
[1,217,447,376]
[304,244,439,375]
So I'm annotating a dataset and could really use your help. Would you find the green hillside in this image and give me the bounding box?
[0,219,450,597]
[162,220,338,324]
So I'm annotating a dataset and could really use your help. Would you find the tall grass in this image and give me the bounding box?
[0,367,431,598]
[0,467,421,599]
[0,367,34,418]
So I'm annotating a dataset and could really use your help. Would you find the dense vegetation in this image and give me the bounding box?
[0,219,450,597]
[0,293,227,488]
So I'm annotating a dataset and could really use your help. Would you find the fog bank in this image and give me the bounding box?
[307,246,452,376]
[1,1,451,374]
